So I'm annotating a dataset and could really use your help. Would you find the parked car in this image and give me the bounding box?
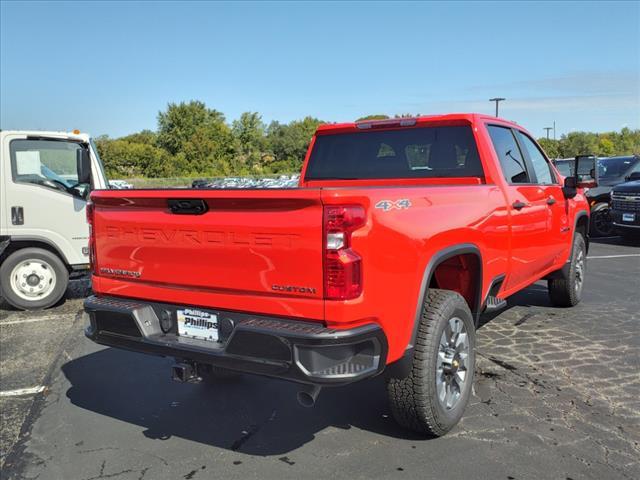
[191,179,210,188]
[83,114,592,436]
[109,179,133,189]
[0,130,109,310]
[588,156,640,236]
[192,175,301,189]
[553,155,640,236]
[610,170,640,239]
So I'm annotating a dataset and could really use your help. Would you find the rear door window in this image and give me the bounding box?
[487,126,530,184]
[304,125,484,180]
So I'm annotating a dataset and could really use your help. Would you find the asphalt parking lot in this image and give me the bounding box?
[1,237,639,480]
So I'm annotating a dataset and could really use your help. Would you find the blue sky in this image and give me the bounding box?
[1,1,638,138]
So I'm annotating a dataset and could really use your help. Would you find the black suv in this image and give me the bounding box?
[554,155,640,236]
[610,171,640,239]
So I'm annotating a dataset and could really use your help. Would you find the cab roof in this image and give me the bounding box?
[316,113,520,135]
[0,130,90,141]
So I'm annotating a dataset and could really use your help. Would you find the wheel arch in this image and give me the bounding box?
[0,236,71,271]
[575,210,590,253]
[410,243,483,348]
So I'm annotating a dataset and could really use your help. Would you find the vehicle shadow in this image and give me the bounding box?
[60,279,569,455]
[61,347,425,456]
[589,236,640,247]
[478,282,552,328]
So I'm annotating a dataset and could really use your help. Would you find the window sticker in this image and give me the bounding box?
[16,151,42,176]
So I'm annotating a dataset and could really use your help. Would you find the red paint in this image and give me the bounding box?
[90,113,589,364]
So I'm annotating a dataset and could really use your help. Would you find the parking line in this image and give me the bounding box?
[0,315,64,326]
[587,254,640,259]
[0,386,45,397]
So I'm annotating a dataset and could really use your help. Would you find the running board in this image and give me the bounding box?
[484,295,507,313]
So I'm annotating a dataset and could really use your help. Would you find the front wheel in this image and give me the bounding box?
[590,205,614,237]
[548,233,586,307]
[0,248,69,310]
[387,289,475,436]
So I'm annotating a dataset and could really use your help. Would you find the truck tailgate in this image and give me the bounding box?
[90,189,324,318]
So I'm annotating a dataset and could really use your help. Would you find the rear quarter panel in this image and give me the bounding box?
[322,185,509,362]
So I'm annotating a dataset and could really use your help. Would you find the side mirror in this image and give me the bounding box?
[574,154,598,189]
[563,176,577,198]
[76,148,92,185]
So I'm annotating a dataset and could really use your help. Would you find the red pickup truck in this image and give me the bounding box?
[84,114,592,436]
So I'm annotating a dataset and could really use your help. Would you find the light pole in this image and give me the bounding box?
[544,127,553,140]
[489,97,505,117]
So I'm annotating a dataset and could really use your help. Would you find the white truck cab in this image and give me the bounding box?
[0,130,108,310]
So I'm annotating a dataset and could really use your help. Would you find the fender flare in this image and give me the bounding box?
[409,243,483,347]
[547,210,590,280]
[1,235,71,266]
[385,243,483,379]
[591,202,610,213]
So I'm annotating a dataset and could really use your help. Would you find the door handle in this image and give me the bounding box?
[546,197,557,206]
[512,201,528,210]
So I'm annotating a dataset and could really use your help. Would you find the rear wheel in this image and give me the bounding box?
[548,233,586,307]
[0,248,69,310]
[387,289,475,436]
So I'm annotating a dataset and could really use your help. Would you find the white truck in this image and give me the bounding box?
[0,130,108,310]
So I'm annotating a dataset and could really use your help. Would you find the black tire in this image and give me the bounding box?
[197,364,242,383]
[548,233,586,307]
[387,289,475,436]
[589,205,614,237]
[0,248,69,310]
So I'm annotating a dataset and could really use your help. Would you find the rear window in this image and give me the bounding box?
[304,126,484,180]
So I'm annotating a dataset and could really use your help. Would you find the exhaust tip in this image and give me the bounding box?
[297,391,315,408]
[296,385,321,408]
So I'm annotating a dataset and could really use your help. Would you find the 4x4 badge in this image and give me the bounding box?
[375,199,411,212]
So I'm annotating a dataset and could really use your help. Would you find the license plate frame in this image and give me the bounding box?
[622,213,636,222]
[177,308,219,342]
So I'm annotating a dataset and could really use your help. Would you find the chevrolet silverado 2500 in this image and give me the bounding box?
[84,114,592,436]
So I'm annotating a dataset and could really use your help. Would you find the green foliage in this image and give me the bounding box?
[95,137,176,178]
[95,101,639,180]
[265,117,324,173]
[98,101,324,178]
[537,128,640,159]
[356,114,390,121]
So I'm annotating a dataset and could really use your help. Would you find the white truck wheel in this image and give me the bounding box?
[0,248,69,310]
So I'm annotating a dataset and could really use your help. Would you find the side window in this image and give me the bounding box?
[487,126,530,184]
[10,139,84,197]
[516,132,556,185]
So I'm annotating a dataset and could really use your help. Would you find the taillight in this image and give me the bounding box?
[323,205,365,300]
[86,200,96,273]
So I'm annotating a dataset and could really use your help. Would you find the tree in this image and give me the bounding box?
[355,114,389,121]
[537,138,560,159]
[232,112,266,171]
[95,137,176,178]
[266,117,324,172]
[156,101,236,175]
[157,101,229,154]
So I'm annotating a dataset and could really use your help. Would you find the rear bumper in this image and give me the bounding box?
[84,295,387,386]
